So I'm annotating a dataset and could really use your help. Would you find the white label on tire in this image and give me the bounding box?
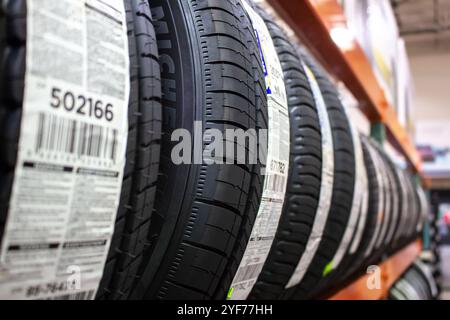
[0,0,129,300]
[228,1,290,300]
[285,64,334,289]
[375,153,391,249]
[329,112,365,272]
[349,160,369,254]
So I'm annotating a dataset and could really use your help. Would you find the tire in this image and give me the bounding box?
[312,140,369,297]
[389,286,408,300]
[341,136,381,281]
[416,186,428,236]
[245,7,324,300]
[285,52,356,300]
[411,183,423,238]
[369,142,390,256]
[410,265,434,299]
[98,0,162,299]
[130,0,268,300]
[413,261,438,299]
[402,172,417,243]
[396,170,412,247]
[381,153,399,247]
[386,164,405,254]
[0,0,25,240]
[0,0,162,300]
[366,141,393,264]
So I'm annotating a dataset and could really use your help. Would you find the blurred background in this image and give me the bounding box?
[259,0,450,300]
[390,0,450,300]
[345,0,450,300]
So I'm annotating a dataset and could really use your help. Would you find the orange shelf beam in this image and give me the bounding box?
[266,0,422,173]
[329,240,422,300]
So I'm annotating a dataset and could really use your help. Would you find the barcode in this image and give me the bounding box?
[36,113,118,161]
[265,174,286,193]
[234,263,264,283]
[47,290,95,300]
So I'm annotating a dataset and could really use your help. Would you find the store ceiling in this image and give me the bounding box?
[392,0,450,54]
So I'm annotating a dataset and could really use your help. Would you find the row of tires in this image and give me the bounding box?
[423,193,442,296]
[0,0,428,300]
[389,260,439,300]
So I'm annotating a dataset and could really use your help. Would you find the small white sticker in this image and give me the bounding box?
[285,64,334,288]
[0,0,130,300]
[228,1,290,300]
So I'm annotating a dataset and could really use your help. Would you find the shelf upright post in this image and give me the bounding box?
[371,122,386,146]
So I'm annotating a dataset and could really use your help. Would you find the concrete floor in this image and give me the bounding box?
[440,246,450,300]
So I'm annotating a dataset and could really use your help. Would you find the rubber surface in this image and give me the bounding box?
[247,7,323,300]
[0,0,26,245]
[340,136,380,283]
[365,140,391,265]
[128,0,268,300]
[98,0,162,299]
[285,52,356,300]
[385,161,404,254]
[389,261,438,300]
[0,0,162,300]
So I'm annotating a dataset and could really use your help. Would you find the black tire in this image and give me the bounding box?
[98,0,162,299]
[0,0,162,300]
[0,0,26,242]
[402,172,417,243]
[285,53,356,300]
[366,141,392,264]
[312,165,369,297]
[369,142,390,257]
[410,182,422,238]
[395,169,411,248]
[386,162,404,254]
[415,186,428,237]
[413,261,438,299]
[341,136,380,281]
[246,7,323,300]
[390,167,407,251]
[389,286,409,300]
[404,268,430,299]
[322,133,371,293]
[130,0,268,300]
[381,153,399,247]
[317,195,368,297]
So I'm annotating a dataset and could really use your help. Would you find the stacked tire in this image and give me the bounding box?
[0,0,163,300]
[322,136,430,298]
[389,260,439,300]
[0,0,431,300]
